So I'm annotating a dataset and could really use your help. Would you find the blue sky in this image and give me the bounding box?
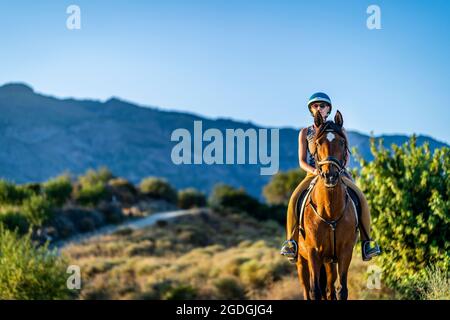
[0,0,449,143]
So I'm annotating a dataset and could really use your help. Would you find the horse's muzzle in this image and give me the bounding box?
[323,171,339,187]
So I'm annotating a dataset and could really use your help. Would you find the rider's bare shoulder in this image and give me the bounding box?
[299,127,308,138]
[298,127,308,145]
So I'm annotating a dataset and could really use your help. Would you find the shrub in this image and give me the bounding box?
[79,167,113,186]
[139,177,177,204]
[178,188,207,209]
[107,178,138,204]
[48,214,76,239]
[162,284,197,300]
[21,194,54,227]
[263,168,306,206]
[239,260,271,289]
[73,168,113,207]
[0,227,72,299]
[0,209,29,234]
[43,174,73,207]
[74,182,108,207]
[214,276,247,299]
[62,208,105,233]
[97,202,124,224]
[19,183,42,196]
[354,136,449,298]
[146,280,197,300]
[0,180,33,205]
[208,184,264,219]
[261,204,287,226]
[415,264,450,300]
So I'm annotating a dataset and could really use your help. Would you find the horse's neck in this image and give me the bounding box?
[311,179,346,220]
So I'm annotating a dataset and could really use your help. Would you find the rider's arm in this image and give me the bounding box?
[298,128,318,175]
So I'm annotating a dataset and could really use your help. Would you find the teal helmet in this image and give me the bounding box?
[308,92,332,115]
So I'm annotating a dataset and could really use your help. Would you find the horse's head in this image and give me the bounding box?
[313,110,348,188]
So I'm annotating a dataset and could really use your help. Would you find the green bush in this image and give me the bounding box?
[178,188,207,209]
[79,167,113,186]
[260,204,287,227]
[0,227,72,299]
[43,174,73,207]
[0,180,33,205]
[73,168,114,207]
[263,168,306,206]
[19,183,42,196]
[21,194,54,227]
[209,184,266,220]
[139,177,177,204]
[107,178,138,204]
[74,168,113,206]
[73,182,108,207]
[0,209,30,234]
[354,136,449,298]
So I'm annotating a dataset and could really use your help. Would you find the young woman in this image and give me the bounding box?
[280,92,381,262]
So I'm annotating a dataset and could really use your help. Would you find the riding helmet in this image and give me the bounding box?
[308,92,332,114]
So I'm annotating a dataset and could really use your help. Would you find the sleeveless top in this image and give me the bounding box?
[305,125,316,168]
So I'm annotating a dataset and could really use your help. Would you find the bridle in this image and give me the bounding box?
[313,124,350,184]
[316,155,346,180]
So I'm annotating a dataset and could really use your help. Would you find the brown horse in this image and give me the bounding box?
[296,110,358,300]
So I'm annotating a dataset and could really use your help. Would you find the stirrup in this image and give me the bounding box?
[280,240,298,263]
[362,240,381,261]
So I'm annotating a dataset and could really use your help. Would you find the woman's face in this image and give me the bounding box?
[310,102,331,120]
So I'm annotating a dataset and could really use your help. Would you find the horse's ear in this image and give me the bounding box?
[314,111,323,128]
[334,110,343,127]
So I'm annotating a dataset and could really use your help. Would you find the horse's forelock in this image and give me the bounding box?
[315,121,345,140]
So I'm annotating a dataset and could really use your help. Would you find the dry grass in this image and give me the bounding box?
[62,209,395,300]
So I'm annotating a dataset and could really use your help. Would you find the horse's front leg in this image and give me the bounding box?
[307,249,322,300]
[325,263,337,300]
[296,255,310,300]
[337,249,352,300]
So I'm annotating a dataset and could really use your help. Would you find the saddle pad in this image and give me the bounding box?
[296,176,319,238]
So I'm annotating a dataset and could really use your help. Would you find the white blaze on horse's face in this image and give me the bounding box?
[326,132,336,143]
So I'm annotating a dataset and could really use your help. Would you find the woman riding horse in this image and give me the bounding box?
[280,92,381,262]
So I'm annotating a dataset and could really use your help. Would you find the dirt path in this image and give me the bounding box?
[54,208,204,250]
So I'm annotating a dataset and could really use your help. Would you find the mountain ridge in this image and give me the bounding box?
[0,82,447,198]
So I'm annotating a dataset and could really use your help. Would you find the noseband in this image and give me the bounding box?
[316,156,345,178]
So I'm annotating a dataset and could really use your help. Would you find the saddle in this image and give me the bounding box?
[296,177,362,240]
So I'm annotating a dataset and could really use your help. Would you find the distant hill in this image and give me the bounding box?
[0,83,447,198]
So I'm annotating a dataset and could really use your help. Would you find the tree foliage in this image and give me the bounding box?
[263,168,306,206]
[353,136,449,298]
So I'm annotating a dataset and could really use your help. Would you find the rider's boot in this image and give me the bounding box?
[362,240,381,261]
